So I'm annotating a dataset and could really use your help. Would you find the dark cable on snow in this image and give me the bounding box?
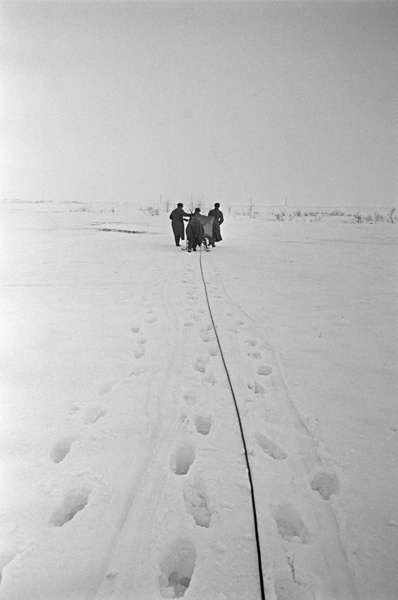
[198,247,267,600]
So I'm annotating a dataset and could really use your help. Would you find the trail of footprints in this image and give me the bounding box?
[224,286,342,596]
[48,294,161,530]
[158,279,262,597]
[158,275,342,598]
[160,401,214,595]
[48,404,107,526]
[158,279,219,598]
[46,274,341,598]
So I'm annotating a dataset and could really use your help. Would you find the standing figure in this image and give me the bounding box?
[208,203,224,247]
[169,203,191,247]
[186,209,205,252]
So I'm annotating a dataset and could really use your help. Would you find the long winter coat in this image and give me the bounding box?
[186,218,204,246]
[208,208,224,242]
[169,207,190,239]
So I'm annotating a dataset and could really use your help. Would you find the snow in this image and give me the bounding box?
[0,201,397,600]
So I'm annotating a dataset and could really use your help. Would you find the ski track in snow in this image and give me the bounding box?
[0,219,361,600]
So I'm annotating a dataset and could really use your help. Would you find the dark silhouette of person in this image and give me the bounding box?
[208,203,224,247]
[186,208,204,252]
[169,203,191,247]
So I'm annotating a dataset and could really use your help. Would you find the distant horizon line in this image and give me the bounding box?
[1,198,396,210]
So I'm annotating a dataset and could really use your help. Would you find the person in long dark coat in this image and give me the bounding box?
[186,209,205,252]
[208,203,224,247]
[169,203,191,246]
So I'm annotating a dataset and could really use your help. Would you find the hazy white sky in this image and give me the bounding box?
[1,0,397,208]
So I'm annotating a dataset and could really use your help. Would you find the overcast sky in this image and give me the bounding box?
[1,0,397,208]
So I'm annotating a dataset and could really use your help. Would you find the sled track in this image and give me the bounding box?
[198,247,267,600]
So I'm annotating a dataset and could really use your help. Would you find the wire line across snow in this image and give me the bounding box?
[198,247,267,600]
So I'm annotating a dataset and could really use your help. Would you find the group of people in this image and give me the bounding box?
[169,203,224,252]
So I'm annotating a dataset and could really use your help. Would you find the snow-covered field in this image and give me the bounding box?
[0,201,397,600]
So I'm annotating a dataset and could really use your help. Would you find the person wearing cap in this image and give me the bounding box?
[169,203,191,247]
[208,203,224,247]
[186,208,205,252]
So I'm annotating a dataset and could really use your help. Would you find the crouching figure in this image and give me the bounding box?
[186,208,205,252]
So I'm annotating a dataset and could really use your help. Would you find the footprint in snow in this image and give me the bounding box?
[183,392,199,406]
[183,321,194,327]
[255,432,287,460]
[84,405,107,425]
[51,436,78,463]
[272,504,311,543]
[248,351,261,359]
[50,486,91,527]
[248,381,265,395]
[311,469,340,500]
[184,477,213,528]
[128,364,149,377]
[201,332,214,342]
[208,345,218,356]
[98,381,113,395]
[170,441,196,475]
[202,372,217,386]
[257,365,273,376]
[245,339,258,347]
[146,315,159,324]
[130,325,140,334]
[159,539,196,598]
[194,413,212,436]
[133,347,146,359]
[193,356,209,373]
